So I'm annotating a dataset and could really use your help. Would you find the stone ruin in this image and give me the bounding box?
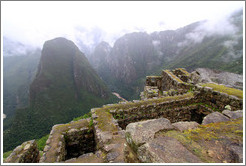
[5,68,243,163]
[4,140,40,163]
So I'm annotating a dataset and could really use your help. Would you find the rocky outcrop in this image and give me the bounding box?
[190,68,243,90]
[5,140,39,163]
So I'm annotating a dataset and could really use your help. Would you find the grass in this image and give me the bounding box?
[73,112,92,121]
[184,117,243,142]
[95,109,118,132]
[165,70,184,83]
[178,68,190,76]
[100,92,194,112]
[37,134,49,151]
[3,150,13,161]
[201,83,243,99]
[146,76,162,78]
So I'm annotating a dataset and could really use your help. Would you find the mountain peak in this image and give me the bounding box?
[3,37,116,152]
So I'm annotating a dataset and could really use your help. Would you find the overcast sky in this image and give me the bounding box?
[1,1,244,48]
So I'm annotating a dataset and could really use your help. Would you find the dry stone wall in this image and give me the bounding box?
[40,119,94,163]
[194,85,243,111]
[64,127,95,160]
[143,69,191,99]
[172,68,191,82]
[110,96,214,129]
[161,70,191,92]
[146,76,162,88]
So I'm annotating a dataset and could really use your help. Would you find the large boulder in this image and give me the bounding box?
[125,118,174,152]
[172,121,199,132]
[202,112,230,125]
[222,110,243,119]
[138,136,202,163]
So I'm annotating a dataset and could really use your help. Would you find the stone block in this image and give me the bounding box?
[202,112,230,125]
[222,110,243,119]
[172,121,199,132]
[125,118,174,150]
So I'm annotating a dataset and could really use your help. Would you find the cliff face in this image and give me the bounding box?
[108,32,159,84]
[3,37,117,152]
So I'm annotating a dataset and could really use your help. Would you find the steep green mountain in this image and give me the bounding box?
[89,9,243,100]
[3,51,41,118]
[3,37,117,152]
[3,37,42,131]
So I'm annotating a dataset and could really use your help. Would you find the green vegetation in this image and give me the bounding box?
[178,68,190,76]
[201,83,243,99]
[89,118,93,127]
[73,112,92,121]
[183,118,243,141]
[101,92,194,111]
[37,134,49,151]
[190,102,220,112]
[163,35,243,74]
[3,52,41,119]
[95,109,118,132]
[3,150,13,161]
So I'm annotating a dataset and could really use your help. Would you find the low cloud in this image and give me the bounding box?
[178,8,242,47]
[152,40,160,48]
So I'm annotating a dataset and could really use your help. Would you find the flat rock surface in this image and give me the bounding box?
[126,118,174,146]
[228,144,243,163]
[137,136,202,163]
[64,152,104,163]
[202,112,230,125]
[222,110,243,119]
[172,121,199,132]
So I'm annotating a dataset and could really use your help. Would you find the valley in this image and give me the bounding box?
[112,92,128,102]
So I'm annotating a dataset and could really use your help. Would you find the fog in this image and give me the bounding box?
[178,9,242,47]
[2,1,244,50]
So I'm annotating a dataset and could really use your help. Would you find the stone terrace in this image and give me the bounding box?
[5,68,243,163]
